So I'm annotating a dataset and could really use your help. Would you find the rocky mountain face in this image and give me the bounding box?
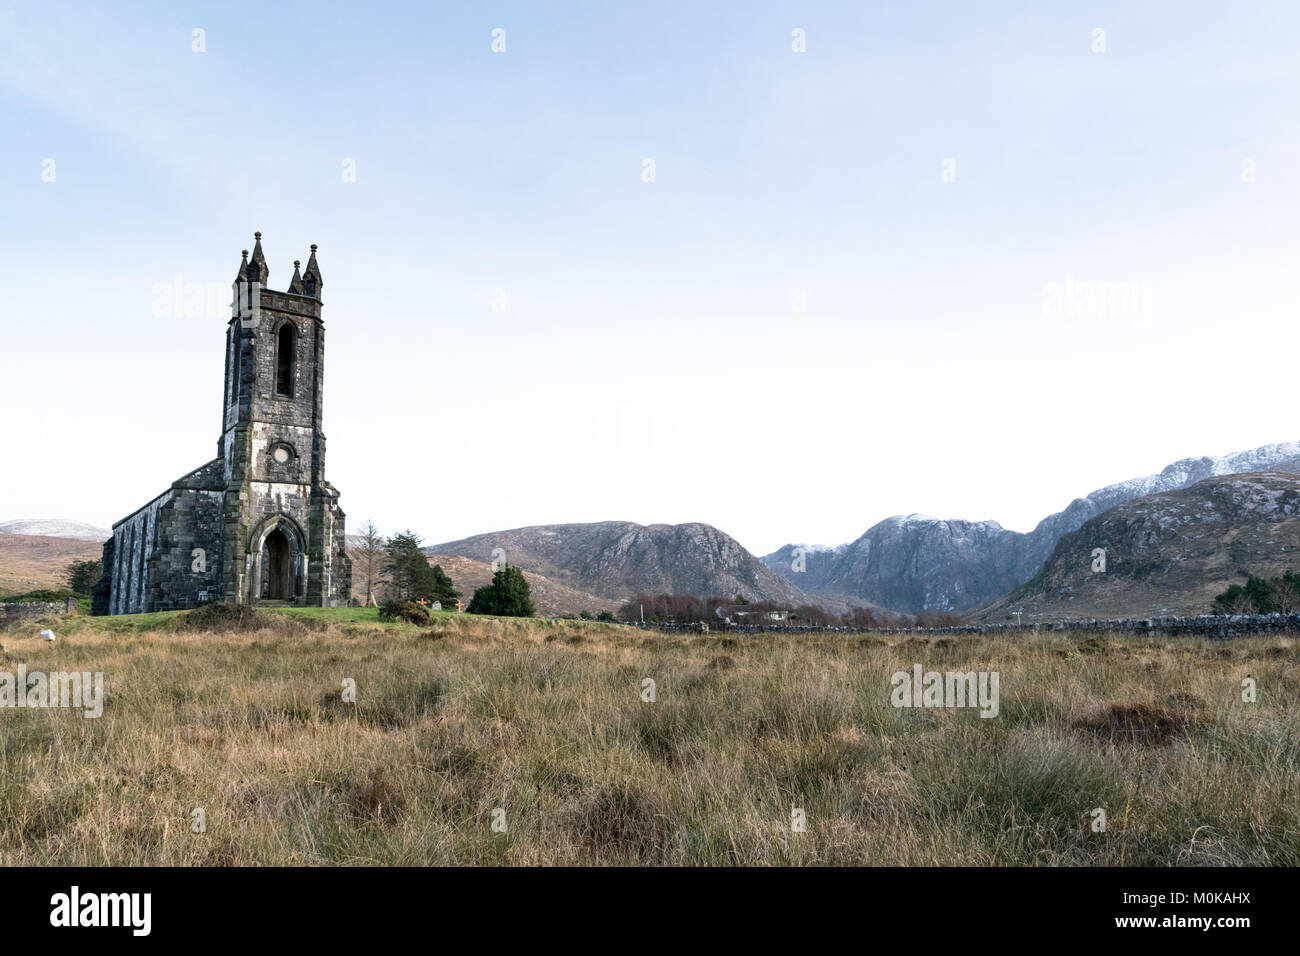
[426,521,814,608]
[979,473,1300,621]
[828,516,1022,615]
[763,440,1300,615]
[1012,441,1300,580]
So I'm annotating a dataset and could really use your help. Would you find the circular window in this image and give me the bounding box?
[272,446,291,464]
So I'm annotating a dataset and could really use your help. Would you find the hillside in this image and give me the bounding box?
[0,532,103,594]
[764,439,1300,614]
[426,521,817,608]
[345,547,619,618]
[979,472,1300,621]
[0,518,109,540]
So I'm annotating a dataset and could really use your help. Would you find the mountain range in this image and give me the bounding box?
[762,440,1300,614]
[980,472,1300,621]
[8,439,1300,620]
[425,521,815,609]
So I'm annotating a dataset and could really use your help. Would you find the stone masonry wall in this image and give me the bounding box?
[150,483,225,610]
[1,599,77,627]
[108,494,167,615]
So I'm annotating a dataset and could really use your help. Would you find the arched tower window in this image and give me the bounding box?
[230,327,243,407]
[275,322,296,397]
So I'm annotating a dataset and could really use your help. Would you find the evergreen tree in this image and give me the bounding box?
[383,530,437,602]
[1213,569,1300,614]
[1245,574,1276,613]
[466,564,535,617]
[65,559,102,595]
[428,564,461,606]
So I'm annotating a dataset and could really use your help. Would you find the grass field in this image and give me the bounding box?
[0,607,1296,865]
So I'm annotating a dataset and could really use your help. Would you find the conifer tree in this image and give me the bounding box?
[466,564,535,617]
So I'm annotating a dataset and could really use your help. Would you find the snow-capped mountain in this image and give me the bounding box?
[982,472,1300,621]
[763,440,1300,615]
[0,518,111,541]
[1017,441,1300,578]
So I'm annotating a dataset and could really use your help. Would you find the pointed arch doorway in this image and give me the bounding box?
[250,515,307,605]
[264,527,292,600]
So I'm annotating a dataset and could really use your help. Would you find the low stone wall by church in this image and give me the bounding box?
[1,599,77,627]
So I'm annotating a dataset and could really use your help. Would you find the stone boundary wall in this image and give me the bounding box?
[629,613,1300,639]
[0,599,77,627]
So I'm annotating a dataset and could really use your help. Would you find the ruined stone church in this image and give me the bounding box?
[93,234,352,614]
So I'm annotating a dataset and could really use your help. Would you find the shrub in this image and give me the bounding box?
[378,601,430,625]
[0,589,80,604]
[596,610,615,622]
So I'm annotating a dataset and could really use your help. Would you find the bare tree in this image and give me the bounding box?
[1225,593,1256,615]
[792,603,834,626]
[1273,579,1300,614]
[841,606,881,630]
[355,520,386,605]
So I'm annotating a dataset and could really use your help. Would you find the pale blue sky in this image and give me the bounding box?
[2,1,1298,554]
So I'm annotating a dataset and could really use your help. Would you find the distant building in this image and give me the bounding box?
[718,605,791,624]
[92,234,352,614]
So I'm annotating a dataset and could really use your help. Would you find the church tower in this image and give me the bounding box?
[219,233,352,606]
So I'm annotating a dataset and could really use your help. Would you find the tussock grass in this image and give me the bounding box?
[0,613,1296,865]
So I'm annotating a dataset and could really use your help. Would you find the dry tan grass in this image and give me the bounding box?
[0,610,1296,865]
[0,534,101,594]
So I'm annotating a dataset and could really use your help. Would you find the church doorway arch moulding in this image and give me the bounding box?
[247,514,308,605]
